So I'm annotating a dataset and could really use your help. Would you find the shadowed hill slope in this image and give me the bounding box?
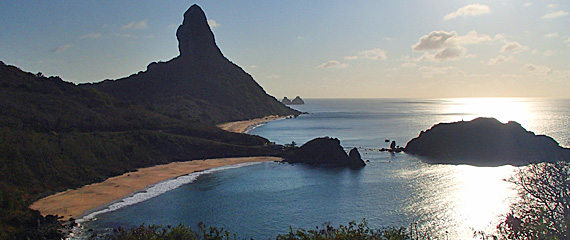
[0,60,284,237]
[0,60,277,197]
[89,4,299,124]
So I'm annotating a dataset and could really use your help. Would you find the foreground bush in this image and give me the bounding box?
[109,223,235,240]
[108,220,410,240]
[276,220,409,240]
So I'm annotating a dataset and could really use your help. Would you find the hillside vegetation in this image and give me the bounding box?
[0,61,282,238]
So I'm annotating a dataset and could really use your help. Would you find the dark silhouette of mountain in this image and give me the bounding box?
[0,60,285,236]
[405,117,570,166]
[89,4,299,124]
[0,60,280,193]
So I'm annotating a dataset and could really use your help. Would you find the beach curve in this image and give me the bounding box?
[31,116,289,220]
[30,157,282,220]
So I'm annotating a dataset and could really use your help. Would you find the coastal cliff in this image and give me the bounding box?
[405,117,570,166]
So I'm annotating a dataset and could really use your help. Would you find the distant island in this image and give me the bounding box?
[282,96,305,105]
[405,117,570,166]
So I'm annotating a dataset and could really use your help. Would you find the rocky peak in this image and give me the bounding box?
[176,4,223,59]
[282,97,292,105]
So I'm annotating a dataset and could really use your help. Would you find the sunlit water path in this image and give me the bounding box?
[82,98,570,239]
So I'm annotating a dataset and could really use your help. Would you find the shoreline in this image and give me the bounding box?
[217,115,291,133]
[30,156,282,220]
[31,115,290,220]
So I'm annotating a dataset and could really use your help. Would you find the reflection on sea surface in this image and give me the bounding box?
[402,162,517,238]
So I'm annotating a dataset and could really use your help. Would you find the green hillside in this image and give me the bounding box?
[0,61,281,238]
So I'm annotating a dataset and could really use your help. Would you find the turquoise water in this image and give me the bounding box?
[82,98,570,239]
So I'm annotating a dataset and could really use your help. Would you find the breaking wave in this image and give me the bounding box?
[78,162,262,223]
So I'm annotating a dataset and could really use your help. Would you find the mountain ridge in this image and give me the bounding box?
[87,4,299,124]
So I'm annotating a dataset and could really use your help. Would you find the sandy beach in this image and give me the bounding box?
[31,115,289,220]
[30,156,282,220]
[217,115,289,133]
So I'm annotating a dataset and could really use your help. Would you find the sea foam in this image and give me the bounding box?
[78,162,262,223]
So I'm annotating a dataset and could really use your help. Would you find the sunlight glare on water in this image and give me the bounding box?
[452,165,518,235]
[402,163,518,238]
[443,98,533,126]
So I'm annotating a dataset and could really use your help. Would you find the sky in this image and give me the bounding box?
[0,0,569,99]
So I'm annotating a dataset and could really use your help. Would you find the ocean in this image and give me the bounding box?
[81,98,570,239]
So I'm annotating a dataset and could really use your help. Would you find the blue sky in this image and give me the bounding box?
[1,1,569,98]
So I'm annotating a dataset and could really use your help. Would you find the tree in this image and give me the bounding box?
[496,161,570,239]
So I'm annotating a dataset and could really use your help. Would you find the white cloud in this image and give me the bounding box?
[317,60,348,69]
[483,55,514,65]
[413,30,456,51]
[493,34,509,43]
[248,65,259,69]
[122,19,148,30]
[344,55,358,60]
[412,30,490,61]
[49,44,71,53]
[521,64,553,75]
[523,2,533,7]
[444,4,491,20]
[544,33,559,38]
[542,10,569,19]
[434,46,467,61]
[343,48,388,61]
[207,19,220,28]
[547,4,557,9]
[80,33,101,39]
[501,41,529,53]
[453,30,493,45]
[359,48,387,60]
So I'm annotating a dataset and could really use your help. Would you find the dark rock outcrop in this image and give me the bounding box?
[176,5,222,60]
[291,96,305,105]
[405,117,570,166]
[88,4,299,124]
[282,96,304,105]
[286,137,366,168]
[348,148,366,168]
[282,97,292,105]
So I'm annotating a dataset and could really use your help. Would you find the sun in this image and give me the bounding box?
[444,98,533,126]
